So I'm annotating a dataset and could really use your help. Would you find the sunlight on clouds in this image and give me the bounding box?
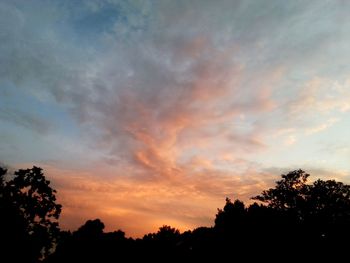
[36,163,275,237]
[2,0,350,236]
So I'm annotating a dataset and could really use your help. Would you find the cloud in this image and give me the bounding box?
[38,163,276,237]
[304,118,339,135]
[0,107,51,134]
[2,0,349,168]
[3,0,350,235]
[289,77,350,117]
[284,135,297,146]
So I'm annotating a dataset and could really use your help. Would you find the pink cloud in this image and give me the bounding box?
[32,162,277,237]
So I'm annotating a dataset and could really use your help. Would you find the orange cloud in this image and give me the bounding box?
[31,163,277,238]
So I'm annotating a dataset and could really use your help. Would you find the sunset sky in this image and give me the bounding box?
[1,0,350,237]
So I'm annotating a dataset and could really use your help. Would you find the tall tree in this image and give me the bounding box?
[253,169,310,212]
[0,166,61,262]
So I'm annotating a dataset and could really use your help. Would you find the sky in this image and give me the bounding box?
[1,0,350,237]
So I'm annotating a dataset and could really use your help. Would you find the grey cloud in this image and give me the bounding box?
[2,0,350,176]
[0,107,51,134]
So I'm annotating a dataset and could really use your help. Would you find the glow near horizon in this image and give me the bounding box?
[1,0,350,237]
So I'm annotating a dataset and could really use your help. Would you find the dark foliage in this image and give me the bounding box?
[0,166,61,262]
[2,165,350,262]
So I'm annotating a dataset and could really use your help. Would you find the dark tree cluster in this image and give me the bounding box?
[1,166,350,262]
[0,166,61,263]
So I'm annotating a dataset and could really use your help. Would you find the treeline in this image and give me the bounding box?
[1,167,350,262]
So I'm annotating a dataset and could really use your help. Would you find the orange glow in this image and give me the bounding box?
[22,163,277,237]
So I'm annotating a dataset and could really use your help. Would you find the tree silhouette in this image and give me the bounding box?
[215,198,246,232]
[209,170,350,260]
[46,219,131,263]
[253,170,350,224]
[75,219,105,239]
[0,166,61,262]
[140,225,182,261]
[253,169,310,212]
[251,169,350,259]
[2,166,350,262]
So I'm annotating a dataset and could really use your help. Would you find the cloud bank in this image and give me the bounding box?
[1,0,350,236]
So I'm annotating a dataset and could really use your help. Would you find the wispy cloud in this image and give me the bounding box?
[305,118,339,135]
[2,0,350,235]
[41,163,276,237]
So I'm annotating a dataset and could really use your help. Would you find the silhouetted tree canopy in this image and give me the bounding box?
[75,219,105,239]
[144,225,181,242]
[0,166,61,262]
[2,165,350,262]
[47,218,130,263]
[253,169,350,226]
[253,169,310,211]
[210,170,350,260]
[215,198,246,232]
